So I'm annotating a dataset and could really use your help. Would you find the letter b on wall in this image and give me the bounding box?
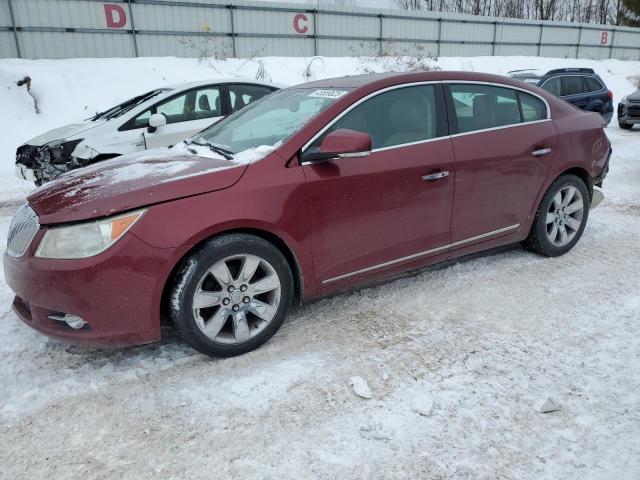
[104,3,127,29]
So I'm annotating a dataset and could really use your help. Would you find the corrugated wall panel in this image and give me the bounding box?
[12,0,127,29]
[318,39,378,56]
[441,43,492,56]
[0,0,11,26]
[542,26,579,45]
[235,9,312,35]
[441,22,494,42]
[137,33,232,58]
[578,46,611,60]
[613,30,640,48]
[382,18,438,41]
[579,28,613,46]
[539,45,577,58]
[236,36,314,57]
[0,31,18,57]
[495,24,539,44]
[494,44,538,56]
[318,13,377,38]
[132,3,230,33]
[1,0,639,60]
[382,40,437,57]
[19,31,135,58]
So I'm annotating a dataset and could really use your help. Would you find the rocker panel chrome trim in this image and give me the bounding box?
[321,223,520,285]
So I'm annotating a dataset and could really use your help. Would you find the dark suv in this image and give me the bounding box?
[508,68,613,124]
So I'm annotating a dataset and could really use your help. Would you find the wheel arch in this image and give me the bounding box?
[160,227,305,325]
[558,166,593,199]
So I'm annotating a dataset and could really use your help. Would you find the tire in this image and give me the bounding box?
[618,121,633,130]
[170,234,294,357]
[522,174,590,257]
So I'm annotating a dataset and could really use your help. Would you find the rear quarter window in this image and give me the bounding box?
[584,76,604,92]
[518,92,547,122]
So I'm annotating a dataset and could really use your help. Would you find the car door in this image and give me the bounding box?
[141,86,225,149]
[445,82,556,245]
[302,83,455,287]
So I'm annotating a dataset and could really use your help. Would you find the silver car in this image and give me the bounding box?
[617,89,640,130]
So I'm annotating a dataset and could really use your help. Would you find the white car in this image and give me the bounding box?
[15,79,281,185]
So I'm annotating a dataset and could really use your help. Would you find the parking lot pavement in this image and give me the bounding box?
[0,127,639,479]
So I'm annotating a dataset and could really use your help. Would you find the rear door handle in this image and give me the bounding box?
[532,147,552,157]
[422,171,449,182]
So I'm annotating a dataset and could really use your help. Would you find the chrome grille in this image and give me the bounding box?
[6,204,39,258]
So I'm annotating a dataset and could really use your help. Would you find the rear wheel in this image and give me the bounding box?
[522,174,590,257]
[170,234,294,357]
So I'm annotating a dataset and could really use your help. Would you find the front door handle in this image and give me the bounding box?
[422,171,449,182]
[532,147,552,157]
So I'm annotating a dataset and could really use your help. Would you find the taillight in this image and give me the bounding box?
[607,90,613,100]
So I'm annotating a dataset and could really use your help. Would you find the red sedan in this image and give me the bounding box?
[4,71,611,357]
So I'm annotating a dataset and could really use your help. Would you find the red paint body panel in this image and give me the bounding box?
[4,230,172,346]
[450,121,557,242]
[302,138,455,284]
[4,71,611,348]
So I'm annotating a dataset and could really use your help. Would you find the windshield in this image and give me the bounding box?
[193,87,351,155]
[90,89,170,121]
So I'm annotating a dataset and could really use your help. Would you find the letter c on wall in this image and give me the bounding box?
[293,13,309,34]
[104,4,127,29]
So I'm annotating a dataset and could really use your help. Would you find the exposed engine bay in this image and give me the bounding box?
[16,139,99,185]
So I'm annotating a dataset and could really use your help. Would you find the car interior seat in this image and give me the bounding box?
[385,95,435,147]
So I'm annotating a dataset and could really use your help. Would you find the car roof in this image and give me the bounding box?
[163,78,284,91]
[292,70,547,91]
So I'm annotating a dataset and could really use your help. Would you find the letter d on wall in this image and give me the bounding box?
[104,3,127,29]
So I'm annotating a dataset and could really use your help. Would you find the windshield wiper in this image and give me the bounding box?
[191,141,234,160]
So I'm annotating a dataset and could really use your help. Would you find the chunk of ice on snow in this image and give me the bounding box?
[412,397,434,417]
[534,397,561,413]
[350,376,372,399]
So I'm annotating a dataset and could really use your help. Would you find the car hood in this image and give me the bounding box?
[627,90,640,102]
[28,148,248,225]
[26,120,106,146]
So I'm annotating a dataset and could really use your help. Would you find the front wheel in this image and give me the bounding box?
[170,234,294,357]
[522,174,590,257]
[618,121,633,130]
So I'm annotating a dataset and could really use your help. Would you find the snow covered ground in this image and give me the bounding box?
[0,55,639,478]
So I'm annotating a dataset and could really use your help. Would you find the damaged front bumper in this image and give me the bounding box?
[15,139,88,185]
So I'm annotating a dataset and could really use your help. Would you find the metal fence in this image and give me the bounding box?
[1,0,639,60]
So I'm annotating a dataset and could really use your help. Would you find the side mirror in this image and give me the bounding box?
[301,129,372,164]
[147,113,167,133]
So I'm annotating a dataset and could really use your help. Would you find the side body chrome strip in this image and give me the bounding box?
[321,223,520,285]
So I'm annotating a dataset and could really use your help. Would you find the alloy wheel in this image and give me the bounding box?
[192,254,282,344]
[545,186,584,247]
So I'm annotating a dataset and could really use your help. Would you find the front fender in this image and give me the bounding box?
[130,157,317,297]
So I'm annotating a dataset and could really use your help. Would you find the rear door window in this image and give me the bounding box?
[449,84,520,133]
[193,87,222,119]
[561,76,584,96]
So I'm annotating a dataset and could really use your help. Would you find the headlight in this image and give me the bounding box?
[47,139,83,164]
[35,209,146,259]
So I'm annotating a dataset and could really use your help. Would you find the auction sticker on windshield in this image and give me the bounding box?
[308,89,349,99]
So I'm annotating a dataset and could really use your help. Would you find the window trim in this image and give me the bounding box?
[301,80,552,159]
[301,80,447,157]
